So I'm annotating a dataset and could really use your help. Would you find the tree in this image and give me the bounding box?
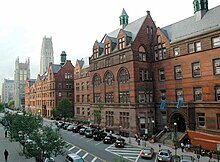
[0,103,4,112]
[93,103,104,127]
[8,100,15,109]
[55,98,73,119]
[25,125,65,161]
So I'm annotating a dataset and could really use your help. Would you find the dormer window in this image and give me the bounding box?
[105,43,111,54]
[93,48,99,59]
[118,37,125,50]
[174,47,180,56]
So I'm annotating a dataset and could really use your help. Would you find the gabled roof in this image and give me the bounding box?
[161,5,220,42]
[52,64,61,73]
[106,15,147,42]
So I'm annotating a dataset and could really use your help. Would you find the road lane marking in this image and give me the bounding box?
[82,152,88,159]
[86,139,93,142]
[68,146,75,151]
[95,141,103,145]
[76,149,82,154]
[91,157,97,162]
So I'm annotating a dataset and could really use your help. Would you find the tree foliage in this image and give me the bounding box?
[55,98,73,119]
[0,103,4,112]
[93,103,104,126]
[8,100,14,109]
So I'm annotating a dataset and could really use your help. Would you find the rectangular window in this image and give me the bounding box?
[119,91,130,103]
[94,93,101,103]
[58,83,62,89]
[81,82,84,91]
[174,47,180,56]
[216,86,220,101]
[197,113,205,127]
[86,81,89,90]
[188,43,195,53]
[105,43,111,54]
[175,65,182,80]
[93,48,99,59]
[138,91,146,103]
[212,36,220,48]
[106,111,114,126]
[176,89,183,101]
[194,87,202,101]
[118,37,125,50]
[76,83,80,91]
[195,42,201,52]
[139,69,148,81]
[139,53,146,61]
[76,95,80,102]
[213,59,220,75]
[105,92,114,103]
[192,62,201,77]
[105,58,112,67]
[76,107,80,114]
[94,62,98,70]
[119,53,126,63]
[58,92,61,97]
[159,68,165,81]
[82,95,84,103]
[87,94,90,102]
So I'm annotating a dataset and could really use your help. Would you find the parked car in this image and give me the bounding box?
[56,121,64,128]
[93,129,107,141]
[44,157,55,162]
[115,137,125,148]
[157,149,172,162]
[72,125,83,133]
[103,135,117,144]
[65,153,85,162]
[84,128,95,138]
[63,122,71,130]
[79,127,88,135]
[67,124,76,131]
[180,155,195,162]
[140,146,154,159]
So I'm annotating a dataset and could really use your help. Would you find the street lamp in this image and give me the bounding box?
[174,122,177,156]
[119,125,122,136]
[152,120,155,136]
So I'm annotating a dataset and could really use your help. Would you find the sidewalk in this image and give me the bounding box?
[0,124,35,162]
[122,135,217,162]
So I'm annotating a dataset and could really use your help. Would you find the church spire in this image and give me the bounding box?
[193,0,208,20]
[119,8,129,29]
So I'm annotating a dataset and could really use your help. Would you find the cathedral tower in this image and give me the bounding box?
[40,36,54,75]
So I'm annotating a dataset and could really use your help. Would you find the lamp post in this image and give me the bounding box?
[152,120,155,136]
[119,125,122,137]
[174,122,177,157]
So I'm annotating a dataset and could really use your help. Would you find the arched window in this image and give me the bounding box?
[138,46,146,61]
[104,71,114,85]
[118,68,129,83]
[93,74,101,87]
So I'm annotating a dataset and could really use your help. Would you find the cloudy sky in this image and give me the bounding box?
[0,0,219,93]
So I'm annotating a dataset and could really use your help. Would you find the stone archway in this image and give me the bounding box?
[170,113,186,132]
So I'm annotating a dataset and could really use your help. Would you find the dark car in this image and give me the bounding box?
[63,123,71,130]
[79,127,88,135]
[93,129,107,141]
[115,137,126,147]
[72,125,83,133]
[84,128,95,138]
[103,135,117,144]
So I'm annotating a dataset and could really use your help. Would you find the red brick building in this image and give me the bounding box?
[25,51,75,117]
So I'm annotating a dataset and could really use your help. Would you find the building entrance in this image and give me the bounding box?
[170,113,186,132]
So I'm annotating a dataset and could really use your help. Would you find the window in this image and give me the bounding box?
[213,59,220,75]
[81,82,84,91]
[119,91,130,103]
[118,68,129,83]
[76,83,79,91]
[176,89,183,101]
[138,91,146,103]
[104,72,114,85]
[195,42,201,52]
[174,47,180,56]
[106,111,114,126]
[105,92,114,103]
[192,62,201,77]
[197,113,205,127]
[94,93,101,103]
[76,95,80,102]
[94,62,98,70]
[105,43,111,54]
[65,72,72,79]
[105,58,112,67]
[212,36,220,48]
[120,112,129,128]
[82,95,84,103]
[159,68,165,81]
[175,65,182,80]
[194,87,202,101]
[139,69,148,81]
[58,83,62,89]
[139,113,146,129]
[139,53,147,61]
[119,53,126,63]
[216,86,220,101]
[87,94,90,102]
[93,74,101,87]
[118,37,125,50]
[188,43,195,53]
[93,48,99,59]
[76,107,80,114]
[86,81,89,90]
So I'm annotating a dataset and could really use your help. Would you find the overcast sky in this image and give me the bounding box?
[0,0,219,93]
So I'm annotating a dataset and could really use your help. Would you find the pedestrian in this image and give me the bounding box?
[159,144,161,151]
[135,134,138,141]
[4,149,9,162]
[181,142,185,152]
[137,137,141,145]
[5,131,7,138]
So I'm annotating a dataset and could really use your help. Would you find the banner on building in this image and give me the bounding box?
[177,99,183,109]
[160,100,166,110]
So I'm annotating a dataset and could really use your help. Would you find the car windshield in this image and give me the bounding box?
[143,149,151,153]
[75,158,85,162]
[105,136,110,139]
[159,152,169,156]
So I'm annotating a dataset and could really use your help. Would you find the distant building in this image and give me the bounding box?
[14,57,30,109]
[40,36,54,75]
[25,51,74,117]
[74,57,90,121]
[1,79,14,104]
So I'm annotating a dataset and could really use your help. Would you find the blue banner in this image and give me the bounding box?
[160,100,166,110]
[177,99,183,109]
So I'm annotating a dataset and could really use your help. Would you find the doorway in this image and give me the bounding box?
[170,113,186,132]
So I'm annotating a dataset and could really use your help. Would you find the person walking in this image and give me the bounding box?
[4,149,9,162]
[5,130,7,138]
[180,142,185,152]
